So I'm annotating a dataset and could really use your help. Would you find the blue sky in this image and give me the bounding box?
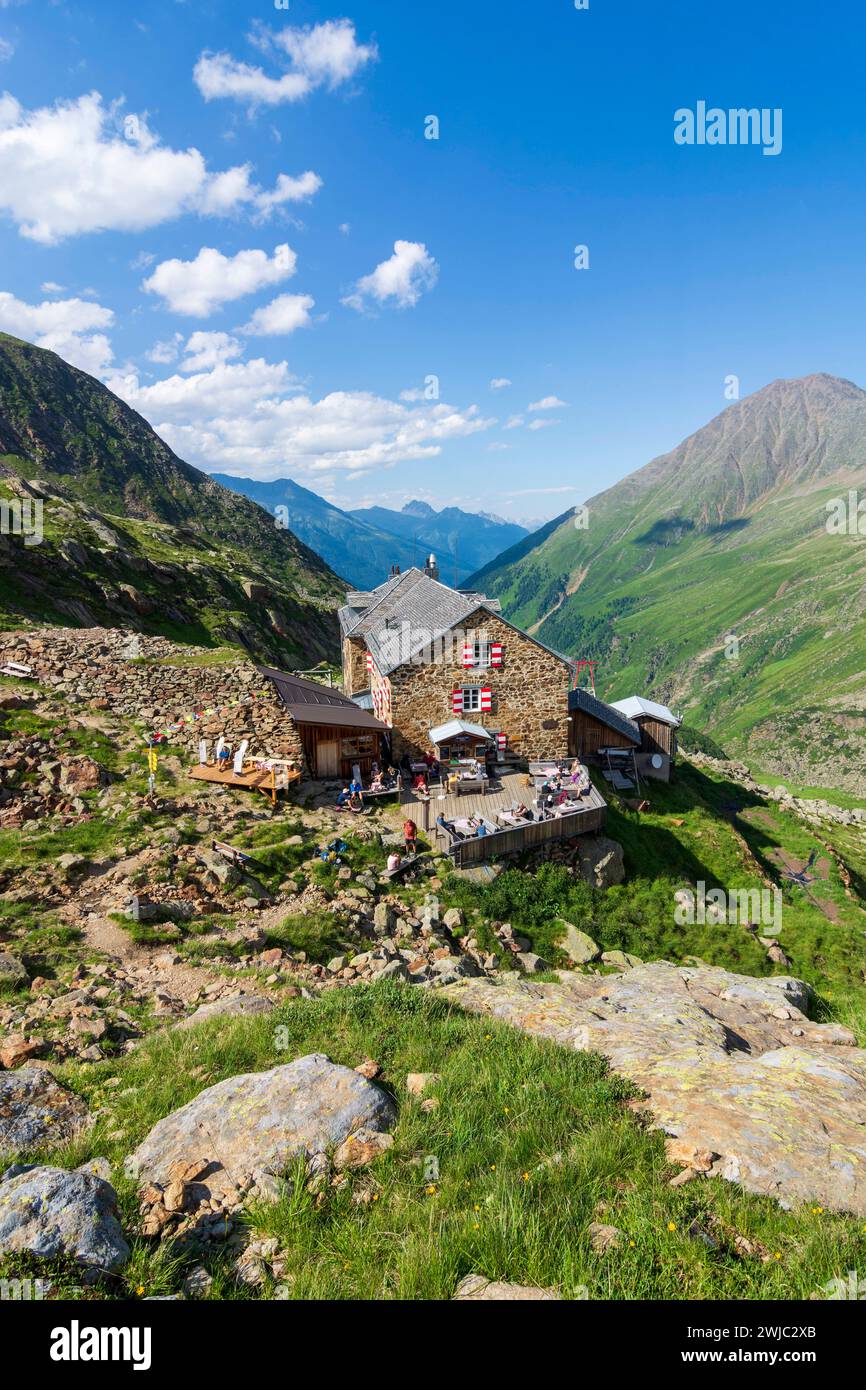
[0,0,864,527]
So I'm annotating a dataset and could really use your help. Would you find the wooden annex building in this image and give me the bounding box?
[568,687,681,782]
[258,666,389,781]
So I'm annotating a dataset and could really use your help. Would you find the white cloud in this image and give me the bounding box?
[195,20,377,109]
[180,331,243,372]
[0,289,113,373]
[527,417,561,430]
[490,377,512,390]
[505,414,524,429]
[142,243,297,317]
[146,333,183,365]
[40,280,64,293]
[108,356,495,481]
[343,240,438,312]
[0,91,319,243]
[253,170,322,213]
[240,293,315,336]
[528,394,568,410]
[0,38,13,61]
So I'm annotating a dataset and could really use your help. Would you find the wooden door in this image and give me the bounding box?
[317,739,340,778]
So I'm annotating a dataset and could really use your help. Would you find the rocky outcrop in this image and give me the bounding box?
[444,961,866,1215]
[0,1165,129,1270]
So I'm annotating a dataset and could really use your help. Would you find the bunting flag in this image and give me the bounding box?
[142,688,274,742]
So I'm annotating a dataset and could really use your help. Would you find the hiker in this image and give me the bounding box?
[387,850,402,873]
[335,786,352,809]
[348,788,364,812]
[217,743,231,767]
[403,816,418,856]
[370,769,385,792]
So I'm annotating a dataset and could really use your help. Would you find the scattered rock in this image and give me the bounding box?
[587,1222,623,1253]
[406,1072,441,1097]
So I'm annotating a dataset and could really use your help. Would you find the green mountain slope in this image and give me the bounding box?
[470,374,866,794]
[0,334,343,663]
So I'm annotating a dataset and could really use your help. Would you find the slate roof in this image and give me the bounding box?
[339,567,575,678]
[257,665,388,731]
[568,687,641,744]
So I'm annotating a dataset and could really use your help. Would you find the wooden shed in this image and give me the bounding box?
[567,687,642,762]
[258,666,390,781]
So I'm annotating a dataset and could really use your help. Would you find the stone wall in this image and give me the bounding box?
[341,635,369,697]
[386,609,572,761]
[0,627,308,774]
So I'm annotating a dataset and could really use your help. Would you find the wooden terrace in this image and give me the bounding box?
[403,768,607,867]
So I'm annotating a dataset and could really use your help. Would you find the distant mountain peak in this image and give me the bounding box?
[401,499,436,517]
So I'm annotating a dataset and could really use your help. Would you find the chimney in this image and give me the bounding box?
[424,552,439,581]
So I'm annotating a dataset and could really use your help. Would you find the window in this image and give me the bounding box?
[461,686,482,712]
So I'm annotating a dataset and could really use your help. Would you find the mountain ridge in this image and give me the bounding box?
[469,373,866,794]
[0,333,342,663]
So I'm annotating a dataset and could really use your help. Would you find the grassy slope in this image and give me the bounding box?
[470,380,866,794]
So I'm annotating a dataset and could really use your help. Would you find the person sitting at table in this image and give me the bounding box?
[370,769,385,792]
[384,766,398,787]
[569,758,582,783]
[436,813,457,836]
[515,802,533,821]
[476,820,488,838]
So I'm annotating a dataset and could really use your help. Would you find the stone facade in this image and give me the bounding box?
[372,609,572,762]
[342,635,369,697]
[0,628,308,774]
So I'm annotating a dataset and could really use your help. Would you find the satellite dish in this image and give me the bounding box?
[651,754,664,769]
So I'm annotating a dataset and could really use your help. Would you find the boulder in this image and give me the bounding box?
[0,953,29,989]
[556,921,600,965]
[444,961,866,1215]
[576,836,625,889]
[0,1066,91,1159]
[57,756,105,794]
[174,994,275,1031]
[0,1166,129,1271]
[601,950,643,970]
[515,952,549,975]
[453,1274,560,1301]
[128,1053,396,1202]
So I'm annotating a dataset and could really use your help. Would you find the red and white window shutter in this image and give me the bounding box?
[490,643,503,667]
[452,688,464,713]
[480,687,492,711]
[462,643,475,668]
[365,652,373,671]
